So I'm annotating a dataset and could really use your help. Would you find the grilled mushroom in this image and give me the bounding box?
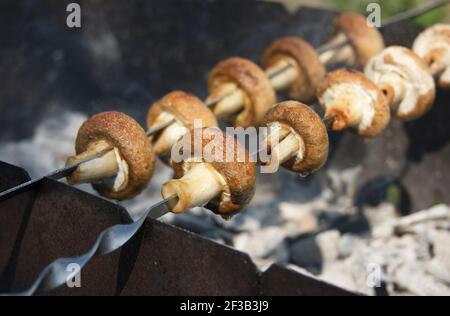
[365,46,436,120]
[262,101,329,176]
[147,91,218,158]
[162,127,256,217]
[413,24,450,89]
[317,69,390,137]
[321,13,385,68]
[207,57,276,128]
[262,36,326,102]
[66,111,155,200]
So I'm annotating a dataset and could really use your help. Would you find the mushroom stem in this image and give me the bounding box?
[66,140,119,185]
[213,91,245,119]
[265,57,300,91]
[161,163,225,213]
[270,133,304,166]
[152,121,188,156]
[262,123,305,170]
[319,33,355,66]
[263,123,291,151]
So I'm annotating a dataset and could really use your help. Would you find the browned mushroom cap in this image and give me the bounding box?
[147,91,217,130]
[413,24,450,89]
[146,91,218,157]
[335,13,385,68]
[72,111,155,200]
[365,46,436,121]
[317,69,390,138]
[208,57,276,127]
[262,101,329,176]
[262,36,326,102]
[164,127,256,217]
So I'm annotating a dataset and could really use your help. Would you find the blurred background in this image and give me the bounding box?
[0,0,449,295]
[270,0,449,23]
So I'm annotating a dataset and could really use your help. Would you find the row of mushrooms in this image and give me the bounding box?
[64,14,450,219]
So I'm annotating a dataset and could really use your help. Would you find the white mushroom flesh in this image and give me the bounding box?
[151,112,188,155]
[365,47,435,117]
[413,24,450,85]
[321,83,376,132]
[162,160,229,213]
[265,122,305,164]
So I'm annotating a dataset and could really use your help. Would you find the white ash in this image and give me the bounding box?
[193,165,450,296]
[0,110,86,178]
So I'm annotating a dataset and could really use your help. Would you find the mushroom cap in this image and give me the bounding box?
[412,24,450,88]
[171,127,256,216]
[262,36,326,102]
[335,13,385,68]
[263,101,329,176]
[317,69,390,138]
[208,57,276,128]
[75,111,155,200]
[365,46,436,121]
[147,91,218,130]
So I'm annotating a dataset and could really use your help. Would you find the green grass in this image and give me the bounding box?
[335,0,445,25]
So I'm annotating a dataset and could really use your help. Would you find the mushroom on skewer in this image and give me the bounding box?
[162,127,256,218]
[320,13,385,68]
[261,101,329,176]
[259,13,383,104]
[147,91,218,160]
[317,69,390,137]
[365,46,436,120]
[66,111,155,200]
[206,57,276,128]
[413,24,450,89]
[66,92,218,199]
[262,37,326,103]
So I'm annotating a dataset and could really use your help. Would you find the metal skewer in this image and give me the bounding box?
[145,119,175,136]
[382,0,449,27]
[1,195,176,296]
[0,121,177,202]
[0,148,113,203]
[316,0,450,55]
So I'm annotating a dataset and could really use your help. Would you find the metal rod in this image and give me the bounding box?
[1,195,176,296]
[145,119,175,136]
[204,89,239,108]
[381,0,449,27]
[317,0,450,54]
[0,149,112,203]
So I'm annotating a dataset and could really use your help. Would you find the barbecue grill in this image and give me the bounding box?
[0,0,449,296]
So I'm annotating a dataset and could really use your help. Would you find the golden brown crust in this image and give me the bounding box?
[263,101,329,176]
[146,91,218,129]
[335,13,385,68]
[262,36,326,102]
[317,69,390,138]
[171,127,256,216]
[208,57,276,127]
[75,111,155,200]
